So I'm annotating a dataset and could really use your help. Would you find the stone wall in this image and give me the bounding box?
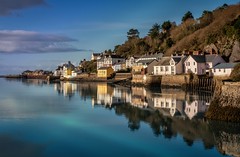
[145,75,161,86]
[205,80,240,122]
[221,82,240,107]
[161,75,190,87]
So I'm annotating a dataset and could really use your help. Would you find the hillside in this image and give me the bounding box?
[108,3,240,61]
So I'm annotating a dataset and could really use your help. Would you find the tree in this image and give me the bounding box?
[182,11,194,22]
[127,28,139,40]
[166,38,174,48]
[161,21,172,32]
[199,10,213,27]
[148,23,160,39]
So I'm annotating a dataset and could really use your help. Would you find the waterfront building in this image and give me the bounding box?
[97,67,114,79]
[212,63,238,77]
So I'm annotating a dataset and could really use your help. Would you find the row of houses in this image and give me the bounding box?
[96,52,238,78]
[55,52,238,79]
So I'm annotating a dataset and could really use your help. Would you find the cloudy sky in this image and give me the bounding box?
[0,0,239,74]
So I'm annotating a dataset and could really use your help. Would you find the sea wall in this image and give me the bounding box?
[205,81,240,122]
[161,75,190,87]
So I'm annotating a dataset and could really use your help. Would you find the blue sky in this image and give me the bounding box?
[0,0,239,74]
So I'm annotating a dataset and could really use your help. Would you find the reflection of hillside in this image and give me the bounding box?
[114,103,215,149]
[21,79,48,87]
[209,121,240,157]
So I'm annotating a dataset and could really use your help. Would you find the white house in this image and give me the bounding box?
[126,57,136,68]
[153,57,171,75]
[184,55,206,75]
[170,55,188,75]
[212,63,238,77]
[97,58,104,69]
[97,54,125,69]
[112,62,125,72]
[205,54,225,75]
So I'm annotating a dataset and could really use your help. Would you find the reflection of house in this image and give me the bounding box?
[185,100,208,119]
[92,84,131,107]
[95,84,113,106]
[154,95,177,116]
[131,87,148,108]
[211,63,238,77]
[54,82,77,98]
[97,67,114,78]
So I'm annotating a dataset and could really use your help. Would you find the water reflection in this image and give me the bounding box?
[9,79,240,157]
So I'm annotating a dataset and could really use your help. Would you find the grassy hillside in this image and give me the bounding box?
[106,3,240,60]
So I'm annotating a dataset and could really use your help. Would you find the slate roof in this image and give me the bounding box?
[156,57,171,66]
[213,63,239,69]
[205,54,217,62]
[190,55,206,63]
[137,59,156,65]
[98,67,113,70]
[172,57,181,64]
[140,53,163,59]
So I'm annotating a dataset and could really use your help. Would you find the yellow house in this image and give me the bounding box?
[97,67,114,78]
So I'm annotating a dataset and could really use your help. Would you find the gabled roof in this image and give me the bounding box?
[137,59,157,65]
[140,53,163,59]
[213,63,239,69]
[190,55,206,63]
[172,57,181,64]
[98,67,113,70]
[92,53,101,56]
[104,54,124,59]
[156,57,171,66]
[205,54,218,62]
[64,61,75,69]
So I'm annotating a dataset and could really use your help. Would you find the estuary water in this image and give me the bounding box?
[0,78,239,157]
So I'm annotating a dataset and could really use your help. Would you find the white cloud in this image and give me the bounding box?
[0,30,84,53]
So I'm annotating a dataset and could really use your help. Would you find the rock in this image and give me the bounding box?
[230,41,240,62]
[204,43,218,54]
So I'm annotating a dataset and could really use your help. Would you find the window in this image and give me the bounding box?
[166,102,169,107]
[219,69,221,72]
[160,67,164,71]
[166,67,169,71]
[195,68,197,72]
[224,69,226,73]
[161,102,164,107]
[193,62,195,65]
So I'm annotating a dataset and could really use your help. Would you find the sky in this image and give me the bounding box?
[0,0,239,75]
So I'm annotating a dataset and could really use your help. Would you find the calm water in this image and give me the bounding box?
[0,78,239,157]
